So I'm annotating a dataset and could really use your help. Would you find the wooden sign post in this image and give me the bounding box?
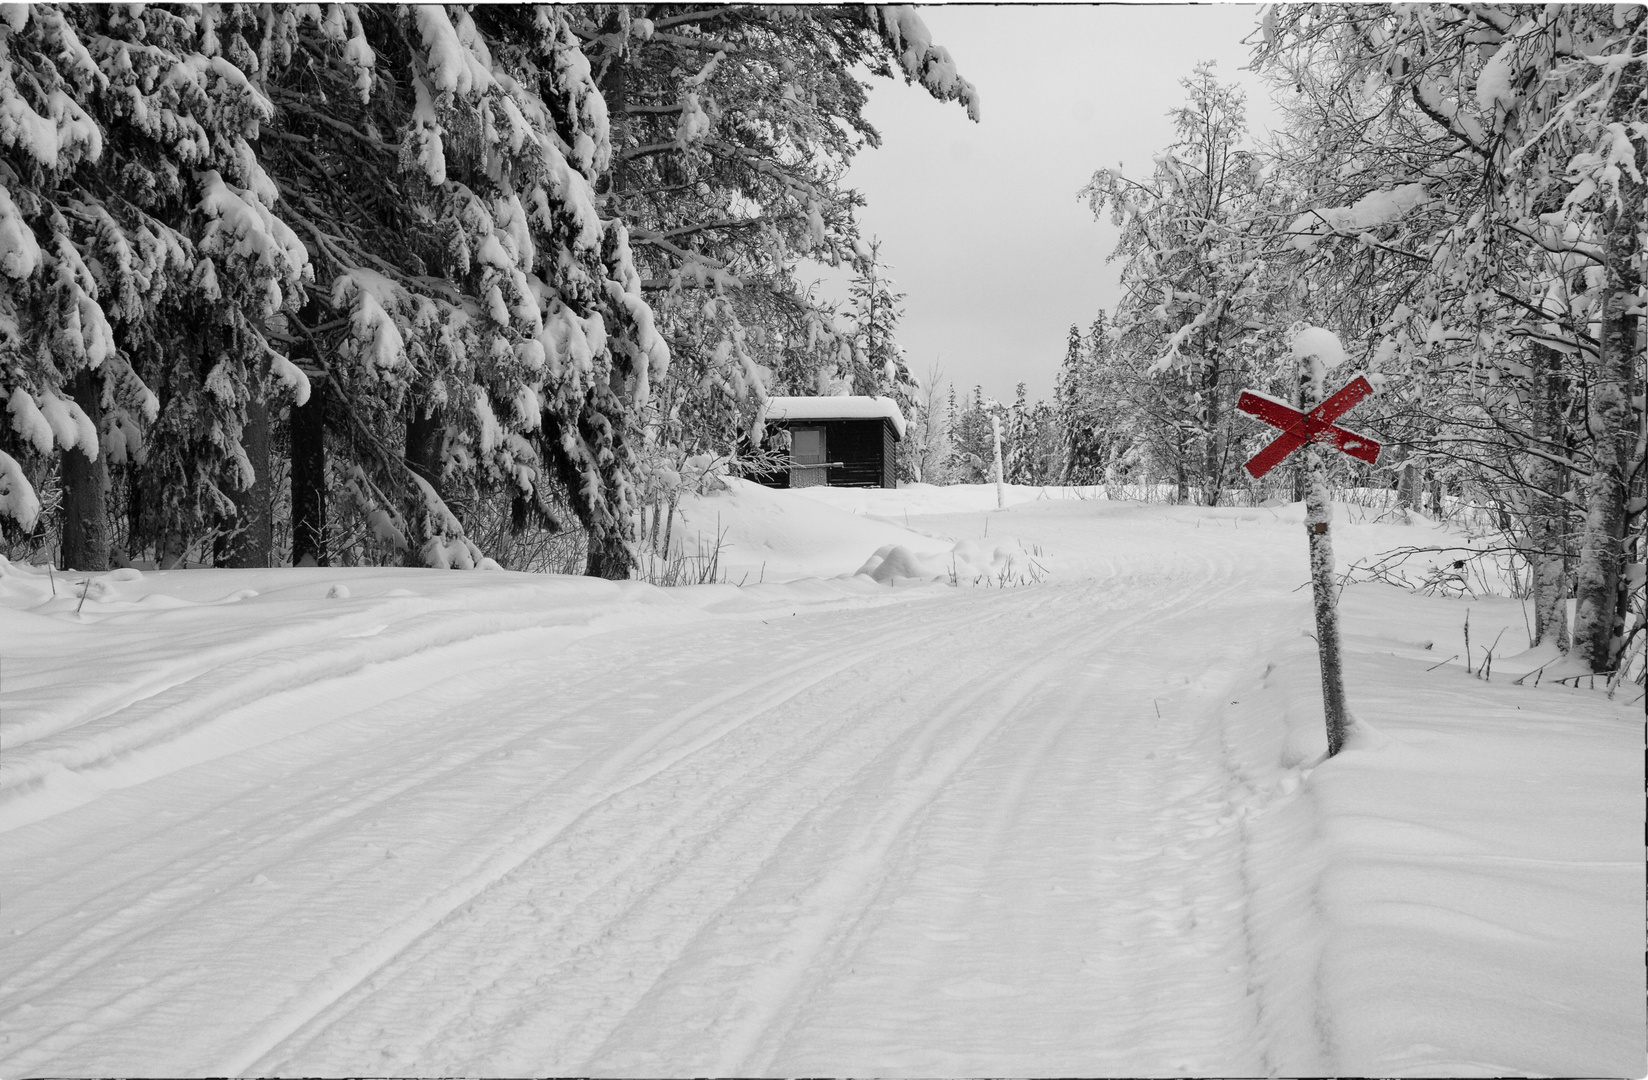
[1237,366,1381,757]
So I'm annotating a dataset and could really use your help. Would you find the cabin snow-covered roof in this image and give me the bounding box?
[764,395,906,439]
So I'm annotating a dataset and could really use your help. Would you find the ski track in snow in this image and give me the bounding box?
[3,536,1287,1077]
[1,497,1637,1076]
[236,545,1270,1078]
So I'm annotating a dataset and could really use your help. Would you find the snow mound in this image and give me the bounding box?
[0,557,257,616]
[671,477,950,582]
[853,538,1045,587]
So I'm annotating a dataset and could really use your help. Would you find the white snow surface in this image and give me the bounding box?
[764,395,907,438]
[0,487,1640,1077]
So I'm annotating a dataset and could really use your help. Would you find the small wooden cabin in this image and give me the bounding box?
[756,396,905,489]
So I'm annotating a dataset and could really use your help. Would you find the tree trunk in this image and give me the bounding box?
[1570,171,1641,674]
[59,368,110,571]
[403,402,448,568]
[1396,451,1423,517]
[1526,344,1569,650]
[584,525,633,579]
[405,404,445,494]
[290,377,328,567]
[596,12,628,198]
[1201,348,1224,507]
[1302,354,1350,756]
[220,387,273,568]
[1425,474,1445,518]
[541,413,634,581]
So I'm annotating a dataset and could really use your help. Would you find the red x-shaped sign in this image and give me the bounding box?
[1237,374,1382,478]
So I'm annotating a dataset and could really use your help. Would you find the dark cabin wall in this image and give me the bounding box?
[749,417,901,488]
[820,419,885,487]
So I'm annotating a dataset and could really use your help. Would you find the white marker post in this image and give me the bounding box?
[1298,356,1350,755]
[1235,329,1382,758]
[990,414,1005,510]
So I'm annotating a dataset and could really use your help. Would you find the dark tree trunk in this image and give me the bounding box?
[1527,344,1569,650]
[403,403,447,568]
[59,368,110,571]
[1201,347,1224,507]
[220,388,273,568]
[584,527,633,580]
[596,11,628,199]
[404,404,445,494]
[290,378,328,567]
[542,412,633,580]
[1570,168,1641,674]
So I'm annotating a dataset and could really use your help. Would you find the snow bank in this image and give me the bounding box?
[1221,583,1642,1075]
[853,539,1043,586]
[670,477,948,582]
[791,480,1092,517]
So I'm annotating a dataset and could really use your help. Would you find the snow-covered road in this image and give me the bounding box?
[2,488,1640,1077]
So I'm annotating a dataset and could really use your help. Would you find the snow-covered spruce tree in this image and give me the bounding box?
[1056,312,1133,486]
[1004,382,1034,484]
[255,5,670,575]
[0,5,114,560]
[1055,324,1095,484]
[1084,63,1271,507]
[0,5,315,570]
[1257,4,1646,678]
[572,5,977,508]
[846,236,915,405]
[948,385,995,484]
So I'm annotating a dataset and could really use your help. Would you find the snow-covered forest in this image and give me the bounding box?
[0,3,974,578]
[0,6,1643,1076]
[1,3,1637,680]
[902,10,1646,686]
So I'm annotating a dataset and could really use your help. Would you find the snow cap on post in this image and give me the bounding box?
[1291,325,1348,370]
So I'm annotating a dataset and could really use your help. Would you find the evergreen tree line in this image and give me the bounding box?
[0,3,976,577]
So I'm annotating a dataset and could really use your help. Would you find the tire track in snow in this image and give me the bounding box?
[706,562,1252,1075]
[240,591,1077,1076]
[0,597,959,1075]
[221,599,994,1078]
[545,569,1204,1074]
[0,599,707,828]
[3,522,1305,1077]
[0,628,657,1023]
[569,541,1273,1076]
[708,623,1116,1076]
[255,548,1246,1075]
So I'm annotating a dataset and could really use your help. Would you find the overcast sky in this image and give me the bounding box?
[812,3,1281,405]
